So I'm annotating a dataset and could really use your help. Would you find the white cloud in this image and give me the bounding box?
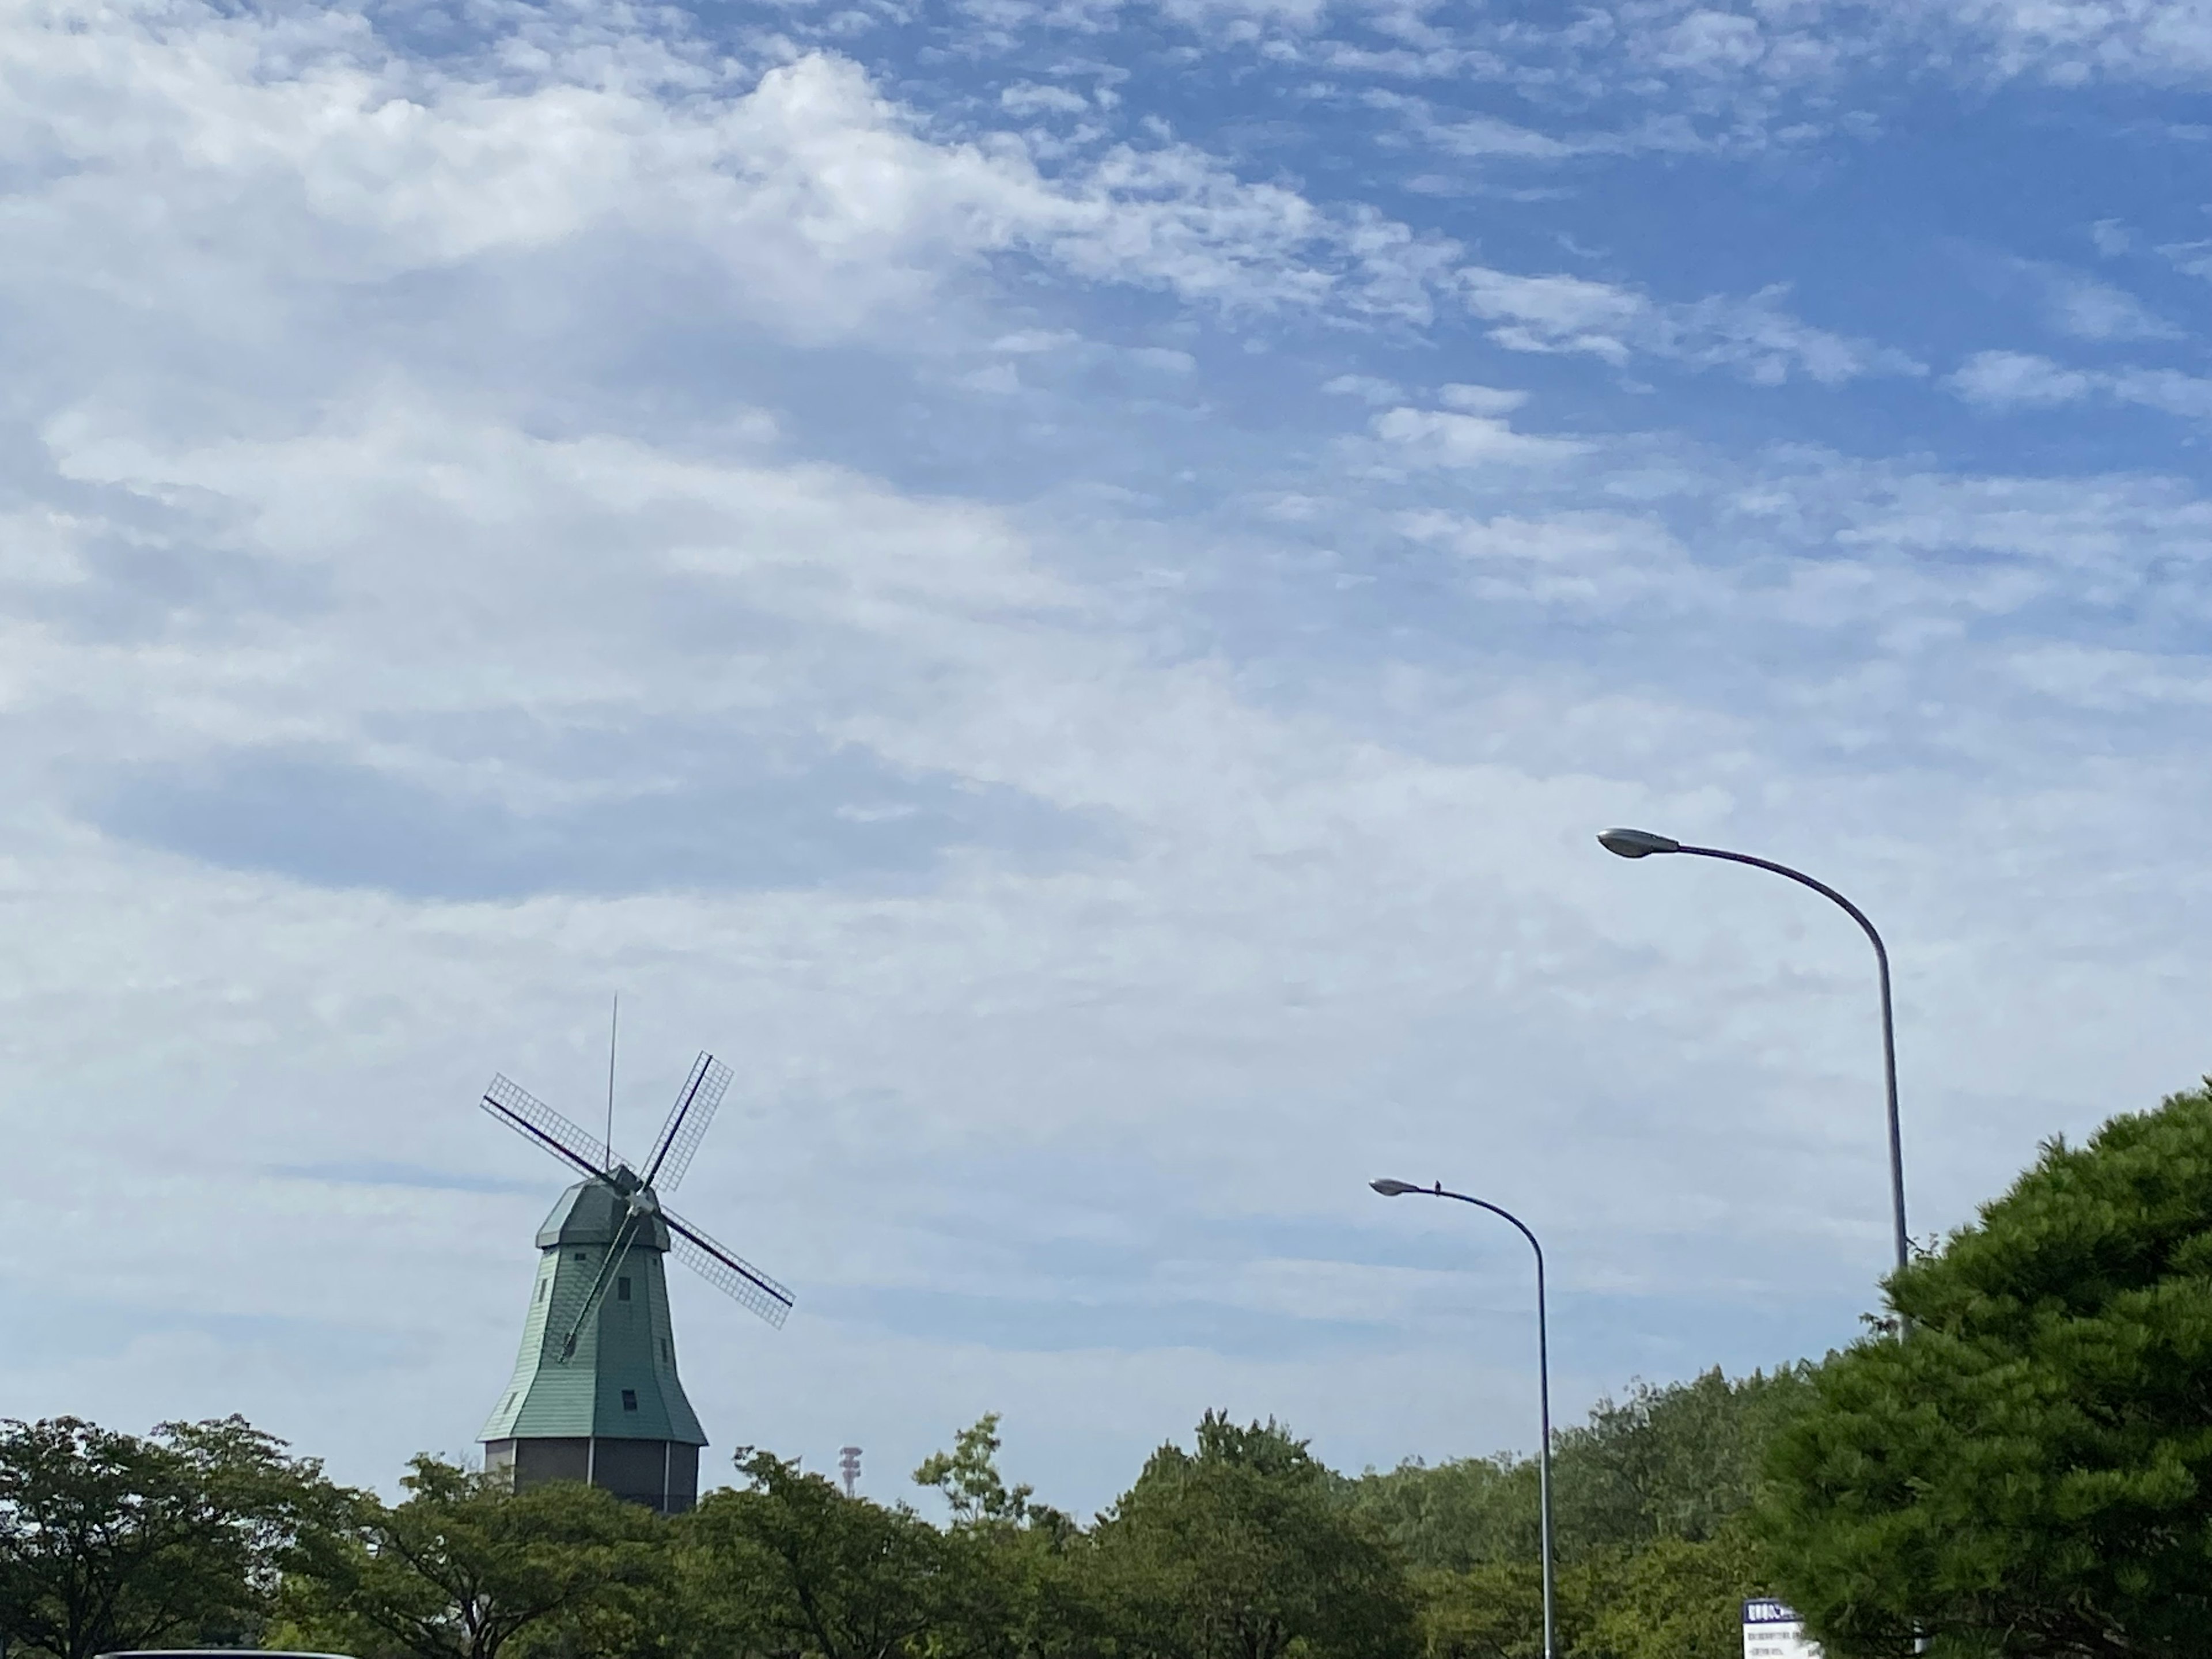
[2041,271,2177,341]
[1,0,1452,346]
[1396,509,1699,608]
[1431,113,1580,157]
[1460,268,1923,384]
[1947,350,2212,421]
[1461,268,1644,364]
[1323,373,1403,402]
[2160,238,2212,280]
[1369,405,1591,466]
[1946,350,2095,407]
[1439,383,1531,414]
[1002,81,1092,115]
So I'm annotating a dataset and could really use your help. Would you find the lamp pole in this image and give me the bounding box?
[1596,827,1908,1279]
[1372,1178,1554,1659]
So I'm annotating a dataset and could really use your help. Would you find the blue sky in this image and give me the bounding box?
[3,0,2211,1514]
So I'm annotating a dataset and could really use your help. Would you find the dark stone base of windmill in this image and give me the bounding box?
[484,1437,700,1515]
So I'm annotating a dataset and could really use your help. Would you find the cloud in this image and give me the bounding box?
[87,743,1094,900]
[1438,384,1530,414]
[1421,112,1581,159]
[0,0,1452,346]
[1396,509,1699,608]
[1946,350,2096,408]
[1002,82,1092,115]
[2047,281,2170,341]
[2035,269,2177,342]
[2160,239,2212,280]
[1946,350,2212,421]
[1323,373,1403,402]
[1460,268,1924,384]
[1460,269,1646,365]
[1369,405,1591,467]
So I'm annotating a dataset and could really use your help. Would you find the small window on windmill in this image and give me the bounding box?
[618,1277,631,1301]
[621,1389,638,1411]
[660,1338,669,1362]
[573,1249,586,1262]
[537,1281,546,1303]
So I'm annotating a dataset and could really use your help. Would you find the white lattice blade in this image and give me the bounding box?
[482,1074,619,1175]
[665,1207,793,1330]
[647,1053,730,1193]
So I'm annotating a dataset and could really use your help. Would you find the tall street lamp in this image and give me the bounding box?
[1372,1179,1554,1659]
[1596,827,1908,1278]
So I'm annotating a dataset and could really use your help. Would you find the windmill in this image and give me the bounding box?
[475,1051,793,1514]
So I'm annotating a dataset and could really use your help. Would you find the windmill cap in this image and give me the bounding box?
[537,1180,671,1251]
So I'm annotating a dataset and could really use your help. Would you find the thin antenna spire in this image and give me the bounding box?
[605,994,619,1168]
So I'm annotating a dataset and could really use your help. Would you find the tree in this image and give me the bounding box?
[1094,1412,1416,1659]
[1584,1521,1769,1659]
[685,1449,942,1659]
[1555,1368,1813,1553]
[1342,1456,1540,1576]
[916,1416,1039,1529]
[1346,1368,1811,1577]
[1757,1081,2212,1659]
[914,1416,1096,1659]
[0,1414,342,1659]
[278,1456,658,1659]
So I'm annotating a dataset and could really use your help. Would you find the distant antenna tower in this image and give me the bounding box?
[839,1445,862,1498]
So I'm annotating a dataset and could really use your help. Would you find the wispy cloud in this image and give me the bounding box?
[1947,350,2212,421]
[1460,269,1925,384]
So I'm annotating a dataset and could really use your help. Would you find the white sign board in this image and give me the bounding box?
[1744,1600,1823,1659]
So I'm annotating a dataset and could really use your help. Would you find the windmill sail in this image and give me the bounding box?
[643,1052,731,1191]
[482,1074,613,1177]
[665,1206,794,1328]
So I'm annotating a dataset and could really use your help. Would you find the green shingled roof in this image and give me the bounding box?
[480,1180,707,1446]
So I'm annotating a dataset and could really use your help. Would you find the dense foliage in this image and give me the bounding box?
[0,1414,341,1658]
[1756,1081,2212,1659]
[0,1378,1797,1659]
[1346,1368,1805,1659]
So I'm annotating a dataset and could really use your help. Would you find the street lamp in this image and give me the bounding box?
[1372,1178,1554,1659]
[1596,827,1908,1278]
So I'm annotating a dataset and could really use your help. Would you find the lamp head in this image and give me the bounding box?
[1597,827,1681,859]
[1370,1178,1419,1197]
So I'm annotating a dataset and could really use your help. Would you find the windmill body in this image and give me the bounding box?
[481,1177,706,1512]
[475,1054,792,1516]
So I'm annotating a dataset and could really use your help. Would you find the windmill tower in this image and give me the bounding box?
[475,1052,794,1514]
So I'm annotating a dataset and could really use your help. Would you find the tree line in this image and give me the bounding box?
[0,1381,1799,1659]
[11,1079,2212,1659]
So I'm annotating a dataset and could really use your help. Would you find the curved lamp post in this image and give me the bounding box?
[1596,827,1908,1278]
[1372,1178,1554,1659]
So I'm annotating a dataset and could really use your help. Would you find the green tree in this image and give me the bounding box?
[1757,1081,2212,1659]
[1347,1368,1810,1577]
[1342,1457,1539,1575]
[914,1416,1096,1659]
[916,1417,1039,1528]
[686,1449,942,1659]
[1411,1559,1550,1659]
[1556,1369,1813,1552]
[1094,1412,1416,1659]
[0,1414,342,1659]
[278,1456,658,1659]
[1584,1521,1768,1659]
